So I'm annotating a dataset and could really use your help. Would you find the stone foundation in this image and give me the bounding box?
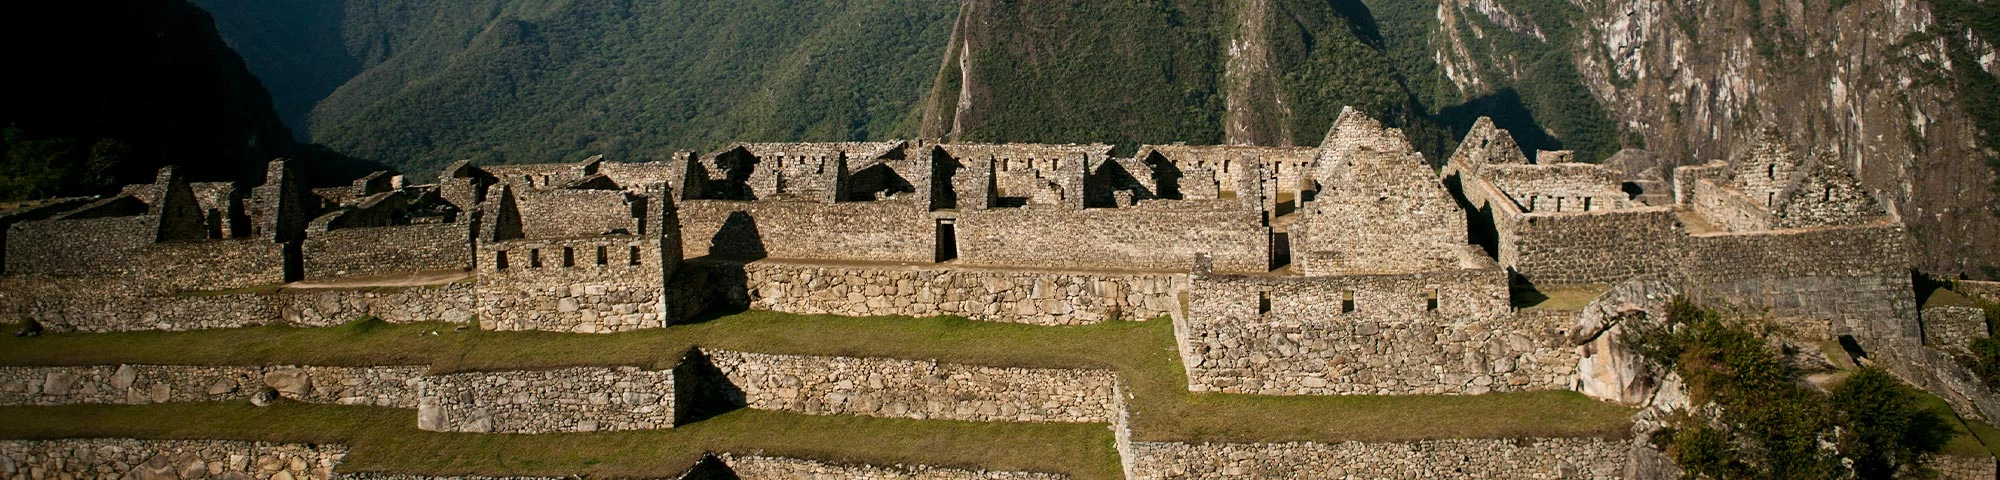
[0,277,476,333]
[1124,437,1631,479]
[722,260,1184,325]
[719,454,1067,480]
[0,365,422,407]
[701,350,1118,423]
[415,366,675,434]
[0,439,347,480]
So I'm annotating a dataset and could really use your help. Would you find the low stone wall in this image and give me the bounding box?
[721,260,1184,325]
[1925,305,1990,355]
[719,454,1066,480]
[1124,437,1630,479]
[0,439,348,480]
[0,276,477,332]
[1960,281,2000,303]
[334,475,568,480]
[1179,268,1577,395]
[702,350,1118,423]
[0,365,423,407]
[475,236,674,333]
[416,366,675,433]
[303,223,471,281]
[1932,454,1997,480]
[1675,221,1915,342]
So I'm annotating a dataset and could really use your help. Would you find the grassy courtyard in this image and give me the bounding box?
[0,310,1638,478]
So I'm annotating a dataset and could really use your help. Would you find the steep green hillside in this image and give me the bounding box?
[1369,0,1626,162]
[196,1,959,177]
[919,0,1448,156]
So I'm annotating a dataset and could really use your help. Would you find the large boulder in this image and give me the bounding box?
[1572,279,1678,405]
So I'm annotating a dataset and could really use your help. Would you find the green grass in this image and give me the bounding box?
[1908,387,2000,458]
[0,311,1637,475]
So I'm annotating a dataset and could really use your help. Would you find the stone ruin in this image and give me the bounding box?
[0,107,1984,478]
[0,107,1930,393]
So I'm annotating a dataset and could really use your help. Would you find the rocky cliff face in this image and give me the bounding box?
[1567,0,1998,278]
[1429,0,1999,278]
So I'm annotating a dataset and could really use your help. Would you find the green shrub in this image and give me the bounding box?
[1630,298,1952,479]
[1834,368,1955,479]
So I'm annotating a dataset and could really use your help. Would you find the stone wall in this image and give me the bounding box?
[0,276,476,332]
[1480,163,1632,213]
[701,350,1119,423]
[718,455,1066,480]
[1690,179,1776,232]
[0,439,347,480]
[0,365,422,407]
[304,223,471,280]
[719,260,1184,325]
[138,239,289,293]
[475,236,673,333]
[1933,454,1998,480]
[1674,221,1915,342]
[514,189,639,239]
[416,366,675,434]
[1178,265,1580,395]
[5,216,154,277]
[1925,305,1990,355]
[953,201,1267,273]
[678,200,933,263]
[1123,437,1630,479]
[1958,281,2000,303]
[1497,206,1681,286]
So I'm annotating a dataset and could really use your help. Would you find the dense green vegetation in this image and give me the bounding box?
[1929,0,2000,223]
[948,0,1227,150]
[193,1,958,178]
[1372,0,1626,162]
[1629,300,1959,479]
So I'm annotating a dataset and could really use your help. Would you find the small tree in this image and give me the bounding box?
[1833,367,1955,480]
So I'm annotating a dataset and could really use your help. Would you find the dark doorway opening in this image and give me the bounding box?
[935,219,958,263]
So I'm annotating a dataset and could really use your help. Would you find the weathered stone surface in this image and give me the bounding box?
[0,439,345,480]
[1573,279,1678,405]
[720,454,1066,480]
[1126,437,1631,479]
[1924,305,1989,356]
[723,260,1185,326]
[705,350,1118,423]
[0,365,422,407]
[415,367,674,434]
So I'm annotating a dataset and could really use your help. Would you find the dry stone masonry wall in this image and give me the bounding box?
[1177,267,1580,395]
[723,260,1184,325]
[719,455,1068,480]
[0,365,422,407]
[476,237,672,333]
[0,439,347,480]
[1124,437,1631,479]
[416,366,675,434]
[0,277,476,332]
[702,350,1119,423]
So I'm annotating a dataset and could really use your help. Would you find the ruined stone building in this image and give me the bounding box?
[0,108,1946,413]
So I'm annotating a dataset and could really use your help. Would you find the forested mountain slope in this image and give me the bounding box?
[194,0,960,177]
[194,0,1998,277]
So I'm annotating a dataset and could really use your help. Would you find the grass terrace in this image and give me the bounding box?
[0,310,1638,478]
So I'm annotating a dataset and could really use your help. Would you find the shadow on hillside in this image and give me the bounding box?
[1437,88,1563,159]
